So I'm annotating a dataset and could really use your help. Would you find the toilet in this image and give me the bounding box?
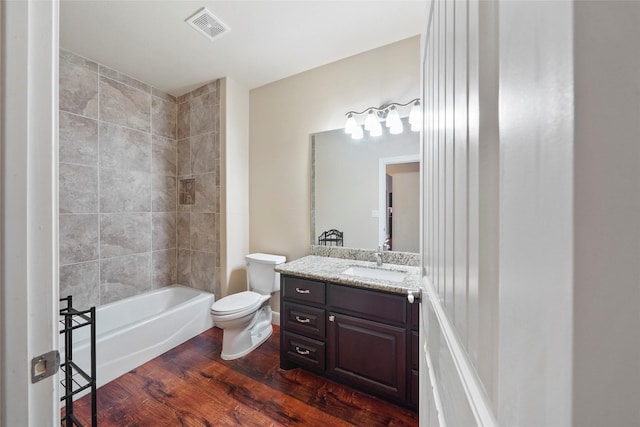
[210,253,286,360]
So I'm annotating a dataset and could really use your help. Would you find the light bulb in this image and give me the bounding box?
[386,106,402,129]
[390,120,403,135]
[409,100,421,131]
[369,120,383,137]
[364,110,379,131]
[351,124,364,140]
[344,114,357,134]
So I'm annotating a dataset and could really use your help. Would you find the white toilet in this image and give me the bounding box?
[210,253,286,360]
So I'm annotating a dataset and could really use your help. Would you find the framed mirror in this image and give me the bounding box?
[311,119,420,252]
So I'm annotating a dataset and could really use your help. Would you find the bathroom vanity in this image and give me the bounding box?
[276,255,420,409]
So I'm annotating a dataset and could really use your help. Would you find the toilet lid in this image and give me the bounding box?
[210,291,262,315]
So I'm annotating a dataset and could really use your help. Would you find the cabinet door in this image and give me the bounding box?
[328,312,406,402]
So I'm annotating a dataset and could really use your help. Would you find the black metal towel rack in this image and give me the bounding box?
[317,229,344,246]
[59,296,97,427]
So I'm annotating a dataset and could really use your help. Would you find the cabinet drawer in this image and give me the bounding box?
[283,302,326,339]
[328,284,406,325]
[283,332,326,371]
[282,276,325,305]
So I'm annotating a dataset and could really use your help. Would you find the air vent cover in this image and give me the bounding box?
[186,7,230,42]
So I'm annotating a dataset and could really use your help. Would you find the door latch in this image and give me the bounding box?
[31,350,60,383]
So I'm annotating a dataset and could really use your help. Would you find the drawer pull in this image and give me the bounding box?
[295,346,310,356]
[295,288,310,294]
[295,316,311,324]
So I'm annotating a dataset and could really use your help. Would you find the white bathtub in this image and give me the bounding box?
[60,285,214,399]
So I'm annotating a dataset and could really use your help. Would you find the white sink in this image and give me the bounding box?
[341,266,406,283]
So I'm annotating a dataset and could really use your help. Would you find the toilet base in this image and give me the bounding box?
[219,306,273,360]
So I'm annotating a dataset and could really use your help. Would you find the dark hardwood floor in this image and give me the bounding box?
[68,326,418,426]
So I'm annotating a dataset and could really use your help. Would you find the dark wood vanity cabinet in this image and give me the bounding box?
[281,276,328,372]
[280,275,418,409]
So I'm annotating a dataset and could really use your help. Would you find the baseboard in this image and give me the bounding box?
[272,311,280,326]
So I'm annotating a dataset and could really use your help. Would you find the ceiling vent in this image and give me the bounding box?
[186,7,230,42]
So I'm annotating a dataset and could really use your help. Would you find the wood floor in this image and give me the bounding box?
[68,326,418,426]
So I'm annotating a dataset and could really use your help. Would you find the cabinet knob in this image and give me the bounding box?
[329,315,335,322]
[295,288,310,294]
[407,290,421,304]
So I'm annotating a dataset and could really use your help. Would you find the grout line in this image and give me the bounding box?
[149,94,154,289]
[97,72,102,307]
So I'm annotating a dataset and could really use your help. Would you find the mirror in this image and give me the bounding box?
[312,119,420,252]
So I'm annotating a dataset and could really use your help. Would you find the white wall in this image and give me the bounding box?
[498,1,574,424]
[249,37,420,263]
[422,1,640,425]
[573,2,640,425]
[422,0,575,424]
[220,77,250,297]
[420,0,499,424]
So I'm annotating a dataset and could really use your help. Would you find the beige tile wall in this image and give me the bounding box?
[58,49,179,309]
[176,82,222,297]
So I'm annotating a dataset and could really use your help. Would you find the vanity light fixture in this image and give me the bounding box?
[344,98,421,139]
[409,99,421,132]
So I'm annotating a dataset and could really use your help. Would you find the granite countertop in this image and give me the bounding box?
[275,255,421,295]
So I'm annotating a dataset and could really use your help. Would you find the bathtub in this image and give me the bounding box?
[61,285,214,399]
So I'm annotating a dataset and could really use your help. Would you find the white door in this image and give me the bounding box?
[1,0,60,425]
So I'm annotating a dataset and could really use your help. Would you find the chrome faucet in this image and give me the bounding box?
[375,245,383,266]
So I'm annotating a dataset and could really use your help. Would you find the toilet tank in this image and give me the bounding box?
[245,253,286,294]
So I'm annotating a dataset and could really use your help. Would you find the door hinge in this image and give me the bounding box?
[31,350,60,383]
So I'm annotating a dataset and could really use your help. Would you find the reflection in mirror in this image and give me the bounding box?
[312,119,420,252]
[381,159,420,252]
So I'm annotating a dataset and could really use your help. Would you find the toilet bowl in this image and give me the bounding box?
[210,253,285,360]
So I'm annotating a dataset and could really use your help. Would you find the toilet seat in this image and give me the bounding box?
[210,291,267,318]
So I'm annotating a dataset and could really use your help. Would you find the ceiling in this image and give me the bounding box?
[60,1,426,97]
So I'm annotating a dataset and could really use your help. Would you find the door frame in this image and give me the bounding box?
[1,0,60,425]
[378,154,420,248]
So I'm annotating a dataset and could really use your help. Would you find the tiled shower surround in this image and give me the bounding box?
[59,49,221,309]
[176,80,221,297]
